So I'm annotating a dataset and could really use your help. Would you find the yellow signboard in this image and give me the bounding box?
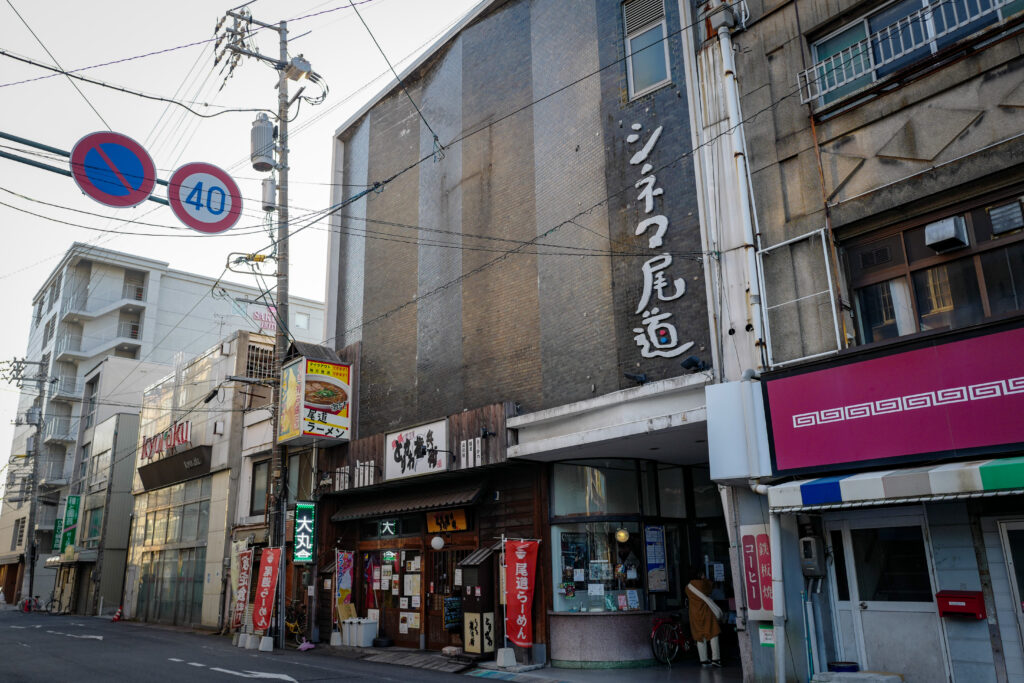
[278,356,352,444]
[426,508,467,533]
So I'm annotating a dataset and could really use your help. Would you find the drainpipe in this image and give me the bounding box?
[712,4,767,371]
[751,482,786,682]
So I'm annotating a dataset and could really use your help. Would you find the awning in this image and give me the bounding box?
[330,483,483,522]
[769,457,1024,512]
[44,555,61,569]
[0,552,23,566]
[459,541,502,567]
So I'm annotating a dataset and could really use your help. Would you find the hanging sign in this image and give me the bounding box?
[293,501,315,564]
[60,494,80,553]
[504,540,539,648]
[336,550,356,622]
[70,131,156,208]
[741,524,773,621]
[51,519,63,551]
[426,508,467,533]
[232,549,254,630]
[278,357,352,444]
[253,547,281,632]
[644,525,668,592]
[167,161,243,233]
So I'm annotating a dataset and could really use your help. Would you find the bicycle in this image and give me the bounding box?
[650,612,696,664]
[284,600,308,647]
[19,595,42,613]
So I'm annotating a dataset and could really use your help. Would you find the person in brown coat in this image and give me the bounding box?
[687,570,722,668]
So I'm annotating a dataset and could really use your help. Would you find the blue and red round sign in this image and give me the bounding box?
[70,131,156,208]
[167,162,243,234]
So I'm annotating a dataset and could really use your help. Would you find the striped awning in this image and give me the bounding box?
[769,457,1024,512]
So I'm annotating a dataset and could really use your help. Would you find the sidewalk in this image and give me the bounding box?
[467,663,743,683]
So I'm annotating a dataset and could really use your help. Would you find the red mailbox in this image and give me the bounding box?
[936,590,986,619]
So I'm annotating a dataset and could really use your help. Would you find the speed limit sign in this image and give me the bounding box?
[167,162,243,233]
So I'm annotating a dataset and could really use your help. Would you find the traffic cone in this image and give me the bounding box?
[111,606,122,622]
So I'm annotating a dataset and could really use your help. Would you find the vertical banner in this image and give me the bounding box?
[232,549,254,630]
[644,525,668,592]
[293,501,315,563]
[740,524,773,620]
[253,547,281,632]
[504,540,539,647]
[336,550,355,621]
[60,494,80,552]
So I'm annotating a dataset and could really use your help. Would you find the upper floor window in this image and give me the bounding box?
[624,0,671,99]
[802,0,1024,105]
[294,311,310,330]
[847,192,1024,343]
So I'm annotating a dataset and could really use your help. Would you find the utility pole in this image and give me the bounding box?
[1,358,47,605]
[216,8,322,649]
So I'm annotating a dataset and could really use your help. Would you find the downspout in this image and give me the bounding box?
[751,482,786,683]
[713,4,767,371]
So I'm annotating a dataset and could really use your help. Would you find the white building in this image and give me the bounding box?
[0,242,324,606]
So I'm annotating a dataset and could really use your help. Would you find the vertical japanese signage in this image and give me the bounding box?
[626,123,694,359]
[60,494,80,552]
[232,549,254,630]
[293,501,315,563]
[740,524,773,620]
[278,357,352,444]
[51,519,63,551]
[644,525,668,592]
[336,550,355,622]
[504,540,539,647]
[253,547,281,632]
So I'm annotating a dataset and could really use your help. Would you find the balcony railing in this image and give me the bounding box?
[55,333,83,357]
[122,282,146,302]
[117,320,142,340]
[49,376,79,399]
[61,289,147,318]
[43,416,77,443]
[34,503,58,530]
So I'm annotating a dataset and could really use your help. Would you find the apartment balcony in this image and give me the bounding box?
[37,454,69,488]
[55,324,142,362]
[117,320,142,340]
[42,416,77,444]
[60,285,147,322]
[48,376,80,402]
[34,502,58,531]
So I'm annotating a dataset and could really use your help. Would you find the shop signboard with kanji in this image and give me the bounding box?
[504,539,539,647]
[232,549,254,629]
[278,356,351,445]
[740,524,773,621]
[60,494,80,552]
[293,501,315,563]
[253,547,281,632]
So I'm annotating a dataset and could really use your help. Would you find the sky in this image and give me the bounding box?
[0,0,482,469]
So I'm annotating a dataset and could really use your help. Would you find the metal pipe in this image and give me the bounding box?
[717,22,767,370]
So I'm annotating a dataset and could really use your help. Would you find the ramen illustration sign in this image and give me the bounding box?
[278,356,352,444]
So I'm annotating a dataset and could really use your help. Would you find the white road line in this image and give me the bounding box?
[168,658,185,662]
[9,625,25,629]
[188,662,206,667]
[208,668,298,681]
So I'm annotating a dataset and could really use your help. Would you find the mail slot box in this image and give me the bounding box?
[936,590,985,619]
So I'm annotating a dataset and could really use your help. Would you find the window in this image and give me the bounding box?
[552,521,645,612]
[85,507,103,540]
[552,460,640,517]
[33,300,43,327]
[250,460,269,516]
[804,0,1024,105]
[851,526,933,602]
[294,312,310,330]
[11,518,25,550]
[89,448,110,491]
[623,0,671,98]
[849,194,1024,343]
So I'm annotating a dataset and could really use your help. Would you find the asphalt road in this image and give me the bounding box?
[0,609,463,682]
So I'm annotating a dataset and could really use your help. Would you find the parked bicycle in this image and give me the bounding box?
[650,612,696,664]
[19,595,42,613]
[284,600,308,647]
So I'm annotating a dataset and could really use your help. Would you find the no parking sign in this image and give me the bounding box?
[70,131,156,208]
[167,162,243,233]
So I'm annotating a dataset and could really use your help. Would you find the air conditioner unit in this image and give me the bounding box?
[925,216,968,252]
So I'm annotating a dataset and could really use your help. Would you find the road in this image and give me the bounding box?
[0,609,463,682]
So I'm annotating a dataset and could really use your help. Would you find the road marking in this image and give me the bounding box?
[208,668,298,681]
[9,625,25,629]
[68,634,103,640]
[188,662,206,667]
[169,658,185,662]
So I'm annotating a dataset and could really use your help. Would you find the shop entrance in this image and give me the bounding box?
[425,547,471,649]
[825,513,949,682]
[998,520,1024,652]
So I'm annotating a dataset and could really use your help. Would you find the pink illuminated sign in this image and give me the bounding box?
[765,327,1024,474]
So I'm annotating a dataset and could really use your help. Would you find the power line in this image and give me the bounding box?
[5,0,111,130]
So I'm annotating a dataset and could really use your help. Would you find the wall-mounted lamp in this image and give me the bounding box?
[430,535,445,551]
[615,528,630,543]
[623,372,648,386]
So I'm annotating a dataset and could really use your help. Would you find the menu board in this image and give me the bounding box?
[645,525,668,592]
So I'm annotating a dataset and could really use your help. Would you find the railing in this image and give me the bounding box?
[798,0,1012,103]
[34,503,58,530]
[117,320,142,340]
[122,282,146,301]
[49,376,79,398]
[43,416,77,442]
[55,334,83,356]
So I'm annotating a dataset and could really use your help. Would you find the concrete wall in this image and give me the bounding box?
[331,0,710,437]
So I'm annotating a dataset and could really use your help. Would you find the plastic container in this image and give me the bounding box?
[356,620,378,647]
[342,618,357,646]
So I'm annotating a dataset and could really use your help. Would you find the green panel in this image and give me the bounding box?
[1004,0,1024,19]
[980,456,1024,491]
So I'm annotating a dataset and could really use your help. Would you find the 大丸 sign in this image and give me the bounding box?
[293,501,315,564]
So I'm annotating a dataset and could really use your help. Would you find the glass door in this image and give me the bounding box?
[425,548,471,650]
[826,515,950,682]
[998,520,1024,650]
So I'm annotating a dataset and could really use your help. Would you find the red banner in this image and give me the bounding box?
[231,549,254,629]
[253,547,281,632]
[504,540,538,647]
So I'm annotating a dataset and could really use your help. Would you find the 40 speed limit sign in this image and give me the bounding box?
[167,162,243,233]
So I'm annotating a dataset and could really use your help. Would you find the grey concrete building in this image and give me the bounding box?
[693,1,1024,681]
